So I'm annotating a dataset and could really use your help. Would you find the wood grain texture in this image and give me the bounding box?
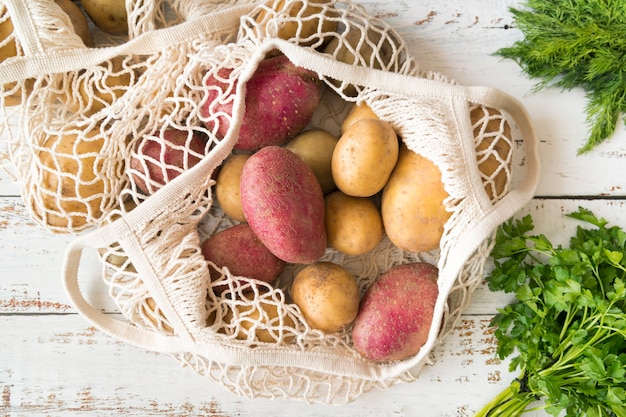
[2,0,626,416]
[375,0,626,198]
[0,314,530,417]
[2,199,622,416]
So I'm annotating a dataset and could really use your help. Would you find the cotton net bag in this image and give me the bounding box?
[0,0,540,405]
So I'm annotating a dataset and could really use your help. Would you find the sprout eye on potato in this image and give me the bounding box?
[81,0,128,35]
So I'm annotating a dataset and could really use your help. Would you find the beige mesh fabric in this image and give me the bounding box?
[0,0,539,405]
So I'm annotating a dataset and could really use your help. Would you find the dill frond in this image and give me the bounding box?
[496,0,626,153]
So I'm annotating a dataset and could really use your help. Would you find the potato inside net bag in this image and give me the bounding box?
[0,0,539,405]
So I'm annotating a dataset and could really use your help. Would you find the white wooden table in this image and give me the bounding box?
[2,1,626,416]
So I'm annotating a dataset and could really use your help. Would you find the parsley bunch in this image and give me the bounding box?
[496,0,626,154]
[475,207,626,416]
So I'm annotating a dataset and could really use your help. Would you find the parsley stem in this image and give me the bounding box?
[473,378,537,417]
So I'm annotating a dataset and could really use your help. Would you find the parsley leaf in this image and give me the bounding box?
[475,207,626,417]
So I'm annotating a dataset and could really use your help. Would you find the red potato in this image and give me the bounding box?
[352,262,439,362]
[129,128,207,195]
[201,223,285,292]
[201,54,322,151]
[240,146,326,264]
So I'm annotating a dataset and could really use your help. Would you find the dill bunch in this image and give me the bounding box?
[496,0,626,154]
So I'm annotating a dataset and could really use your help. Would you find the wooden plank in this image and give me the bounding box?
[466,198,626,314]
[0,2,626,203]
[0,314,544,417]
[0,196,118,314]
[363,0,626,198]
[1,0,626,415]
[4,197,626,314]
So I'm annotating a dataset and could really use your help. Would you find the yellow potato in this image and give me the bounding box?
[285,128,338,195]
[323,28,397,96]
[224,294,296,344]
[35,127,110,230]
[55,0,93,46]
[0,2,90,106]
[142,297,174,333]
[255,0,338,47]
[65,57,132,116]
[0,6,17,62]
[381,106,513,253]
[324,191,383,256]
[291,262,360,333]
[0,6,31,106]
[381,144,450,253]
[81,0,127,34]
[340,102,379,134]
[97,199,137,269]
[215,153,250,222]
[471,105,512,200]
[332,118,398,197]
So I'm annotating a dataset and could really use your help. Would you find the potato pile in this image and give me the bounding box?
[1,0,513,363]
[200,48,512,361]
[202,54,441,360]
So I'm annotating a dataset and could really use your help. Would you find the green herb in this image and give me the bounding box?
[475,207,626,417]
[496,0,626,154]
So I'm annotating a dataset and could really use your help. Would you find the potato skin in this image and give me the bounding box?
[81,0,127,34]
[291,262,360,333]
[285,128,338,195]
[35,128,108,229]
[381,144,450,253]
[201,223,285,291]
[201,54,321,151]
[254,0,338,48]
[129,128,207,195]
[224,292,296,344]
[240,146,326,264]
[352,262,439,362]
[471,106,512,201]
[0,7,34,106]
[67,57,132,116]
[215,153,250,222]
[332,118,398,197]
[340,102,379,134]
[324,191,383,256]
[55,0,93,46]
[322,29,396,97]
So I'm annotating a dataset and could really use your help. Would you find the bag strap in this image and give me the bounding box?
[0,2,260,84]
[273,38,540,244]
[61,38,540,380]
[62,226,425,381]
[272,39,540,378]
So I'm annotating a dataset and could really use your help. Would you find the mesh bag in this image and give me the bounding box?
[0,0,540,404]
